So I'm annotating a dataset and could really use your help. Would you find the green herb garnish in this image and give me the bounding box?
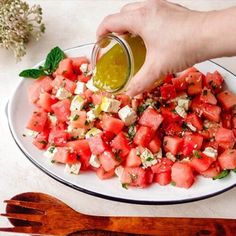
[137,103,148,115]
[193,150,202,159]
[19,46,65,79]
[233,168,236,173]
[122,183,129,189]
[203,90,208,96]
[72,114,79,121]
[129,173,138,183]
[19,69,46,78]
[146,157,154,162]
[127,123,136,141]
[48,146,55,154]
[114,150,122,162]
[88,103,95,108]
[182,122,188,130]
[38,140,47,145]
[213,170,230,180]
[170,181,176,186]
[84,120,89,126]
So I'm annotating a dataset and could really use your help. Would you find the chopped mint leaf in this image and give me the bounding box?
[127,123,136,140]
[122,183,129,189]
[72,114,79,121]
[146,157,154,162]
[137,103,148,115]
[114,150,122,162]
[193,150,202,159]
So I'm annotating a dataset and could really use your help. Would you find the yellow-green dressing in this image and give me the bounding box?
[93,35,146,92]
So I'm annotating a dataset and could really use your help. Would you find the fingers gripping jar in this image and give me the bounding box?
[91,33,146,93]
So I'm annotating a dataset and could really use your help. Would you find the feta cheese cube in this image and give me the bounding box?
[203,147,218,158]
[44,146,58,161]
[89,154,101,168]
[67,125,86,139]
[80,63,88,73]
[87,110,96,122]
[86,79,99,92]
[65,162,81,175]
[170,93,188,103]
[24,128,38,138]
[175,105,187,118]
[186,122,197,132]
[118,105,137,126]
[166,152,176,162]
[115,166,124,180]
[74,81,86,95]
[100,97,121,113]
[48,114,57,125]
[85,127,102,139]
[86,105,102,123]
[178,98,190,111]
[70,95,85,111]
[140,148,157,168]
[55,87,72,100]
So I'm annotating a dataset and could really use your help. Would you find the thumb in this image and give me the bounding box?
[125,56,161,96]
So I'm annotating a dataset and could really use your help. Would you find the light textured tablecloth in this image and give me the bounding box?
[0,1,236,234]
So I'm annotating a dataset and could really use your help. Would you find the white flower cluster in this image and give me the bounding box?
[0,0,45,60]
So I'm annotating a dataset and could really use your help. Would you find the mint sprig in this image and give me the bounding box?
[19,46,65,79]
[213,170,230,180]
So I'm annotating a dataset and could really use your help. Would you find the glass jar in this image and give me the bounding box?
[91,33,146,93]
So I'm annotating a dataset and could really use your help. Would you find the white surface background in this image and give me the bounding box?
[0,0,236,234]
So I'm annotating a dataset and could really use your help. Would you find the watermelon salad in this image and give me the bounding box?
[22,47,236,189]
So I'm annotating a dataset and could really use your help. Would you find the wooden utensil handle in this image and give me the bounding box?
[93,216,236,235]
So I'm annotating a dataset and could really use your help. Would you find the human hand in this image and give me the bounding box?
[97,0,209,96]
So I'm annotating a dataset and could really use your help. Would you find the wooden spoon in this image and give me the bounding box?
[0,192,235,236]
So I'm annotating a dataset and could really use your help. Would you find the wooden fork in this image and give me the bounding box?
[0,192,235,236]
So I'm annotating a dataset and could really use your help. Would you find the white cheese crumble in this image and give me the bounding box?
[86,79,99,92]
[169,93,188,103]
[65,163,81,175]
[118,105,137,126]
[140,148,157,168]
[74,81,86,95]
[100,97,121,113]
[89,154,101,168]
[44,146,58,161]
[175,105,187,118]
[55,87,72,100]
[86,105,101,122]
[177,98,190,111]
[67,125,86,139]
[187,122,197,132]
[203,147,218,158]
[48,114,57,125]
[70,95,85,111]
[24,128,39,138]
[80,63,88,73]
[86,110,96,122]
[115,166,124,180]
[166,152,176,162]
